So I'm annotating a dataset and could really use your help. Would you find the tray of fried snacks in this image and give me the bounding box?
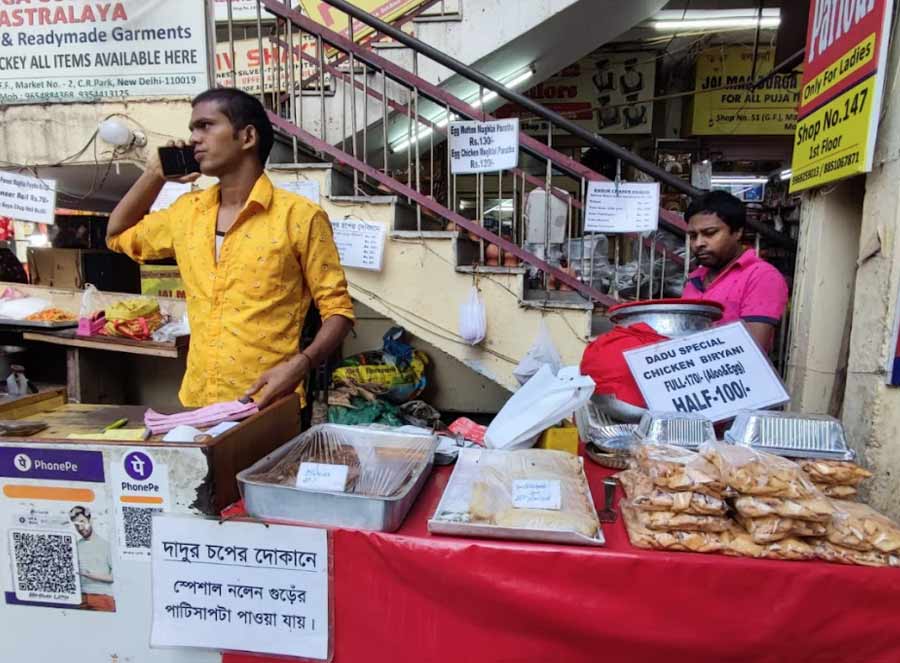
[735,514,826,544]
[732,494,834,523]
[635,412,716,449]
[238,423,437,532]
[700,440,820,499]
[631,506,732,533]
[721,529,816,562]
[620,502,726,554]
[725,410,855,461]
[616,469,727,516]
[798,458,872,486]
[632,443,726,497]
[428,448,604,546]
[815,484,858,499]
[826,500,900,554]
[814,540,900,568]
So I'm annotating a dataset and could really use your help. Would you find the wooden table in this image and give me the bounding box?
[22,330,189,403]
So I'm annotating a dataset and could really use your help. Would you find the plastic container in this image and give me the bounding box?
[635,412,716,449]
[725,410,855,461]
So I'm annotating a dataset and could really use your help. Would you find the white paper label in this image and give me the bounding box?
[623,322,790,423]
[151,182,192,212]
[449,119,520,174]
[280,180,321,205]
[0,171,57,224]
[296,463,349,492]
[584,181,660,233]
[512,480,561,510]
[331,218,386,271]
[151,516,329,660]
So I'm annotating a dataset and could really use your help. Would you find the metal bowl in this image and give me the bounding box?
[607,299,723,338]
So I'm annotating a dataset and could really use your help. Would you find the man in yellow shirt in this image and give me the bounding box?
[107,88,354,408]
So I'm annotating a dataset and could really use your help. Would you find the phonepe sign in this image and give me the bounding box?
[623,322,789,422]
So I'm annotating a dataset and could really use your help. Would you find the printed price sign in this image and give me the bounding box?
[584,181,660,233]
[512,480,561,510]
[623,322,789,423]
[449,119,519,174]
[331,218,386,271]
[280,180,321,205]
[0,172,57,224]
[296,463,349,492]
[151,516,330,660]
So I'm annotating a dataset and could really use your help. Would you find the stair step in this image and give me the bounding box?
[413,13,463,23]
[521,289,594,311]
[329,195,399,204]
[390,230,457,239]
[456,265,527,275]
[268,162,333,171]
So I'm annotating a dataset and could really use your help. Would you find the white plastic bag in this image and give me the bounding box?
[0,297,51,320]
[151,313,190,342]
[485,365,595,450]
[79,284,104,318]
[459,286,486,345]
[513,321,561,385]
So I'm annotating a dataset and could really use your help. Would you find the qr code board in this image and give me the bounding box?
[8,529,81,605]
[123,506,162,550]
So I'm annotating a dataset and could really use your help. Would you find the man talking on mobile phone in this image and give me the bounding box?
[107,88,354,409]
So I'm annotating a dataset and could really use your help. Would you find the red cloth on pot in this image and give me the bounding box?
[580,323,669,407]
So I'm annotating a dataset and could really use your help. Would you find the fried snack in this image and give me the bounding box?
[701,441,819,499]
[25,307,77,322]
[616,470,727,516]
[799,459,872,487]
[251,440,361,490]
[632,444,725,497]
[721,528,816,561]
[736,514,826,544]
[814,483,858,499]
[468,449,599,538]
[620,503,726,554]
[826,500,900,553]
[732,494,835,523]
[814,540,900,568]
[636,508,732,533]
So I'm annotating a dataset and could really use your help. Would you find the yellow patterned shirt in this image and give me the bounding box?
[107,173,354,406]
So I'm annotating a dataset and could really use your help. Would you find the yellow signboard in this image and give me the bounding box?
[140,266,185,300]
[692,47,801,135]
[298,0,424,40]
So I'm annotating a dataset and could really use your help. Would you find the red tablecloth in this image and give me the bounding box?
[225,456,900,663]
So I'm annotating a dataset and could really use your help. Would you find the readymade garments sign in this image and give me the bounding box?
[0,1,210,104]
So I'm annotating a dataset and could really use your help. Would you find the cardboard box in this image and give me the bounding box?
[27,248,140,292]
[538,422,579,455]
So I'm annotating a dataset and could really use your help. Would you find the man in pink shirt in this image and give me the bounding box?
[681,191,788,350]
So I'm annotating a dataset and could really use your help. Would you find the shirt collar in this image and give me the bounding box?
[196,173,274,212]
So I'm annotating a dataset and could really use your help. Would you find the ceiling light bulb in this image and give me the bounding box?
[98,119,134,147]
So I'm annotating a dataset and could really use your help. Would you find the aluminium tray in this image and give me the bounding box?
[635,412,716,449]
[238,424,437,532]
[724,410,855,461]
[428,448,605,547]
[0,318,77,329]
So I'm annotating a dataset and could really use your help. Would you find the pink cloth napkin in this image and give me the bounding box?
[144,400,259,435]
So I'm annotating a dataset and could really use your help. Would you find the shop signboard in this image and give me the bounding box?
[623,322,790,423]
[584,181,660,233]
[0,171,56,224]
[692,46,801,135]
[214,35,318,95]
[495,51,655,135]
[789,0,894,193]
[0,0,209,104]
[151,516,330,660]
[449,119,520,174]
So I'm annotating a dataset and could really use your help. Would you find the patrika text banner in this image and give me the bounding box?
[0,1,210,104]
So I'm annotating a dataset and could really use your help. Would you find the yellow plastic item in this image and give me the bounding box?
[105,297,160,321]
[538,423,579,455]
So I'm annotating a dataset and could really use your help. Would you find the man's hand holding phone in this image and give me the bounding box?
[151,140,202,184]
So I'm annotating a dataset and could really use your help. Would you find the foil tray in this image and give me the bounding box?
[635,412,716,449]
[427,448,605,547]
[725,410,855,461]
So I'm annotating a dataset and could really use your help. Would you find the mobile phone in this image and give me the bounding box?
[158,146,200,177]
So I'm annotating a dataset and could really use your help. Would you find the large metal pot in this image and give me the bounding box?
[607,298,723,338]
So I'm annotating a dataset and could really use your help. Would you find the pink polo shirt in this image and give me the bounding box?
[682,249,788,328]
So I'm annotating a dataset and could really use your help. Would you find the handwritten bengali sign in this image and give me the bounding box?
[151,516,329,660]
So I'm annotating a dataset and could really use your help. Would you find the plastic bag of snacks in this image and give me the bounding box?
[799,459,872,486]
[815,484,857,499]
[617,469,727,516]
[102,297,164,340]
[814,540,900,568]
[732,495,834,523]
[635,508,732,534]
[826,500,900,554]
[620,502,726,554]
[736,514,826,544]
[700,441,820,499]
[632,443,725,497]
[721,529,816,561]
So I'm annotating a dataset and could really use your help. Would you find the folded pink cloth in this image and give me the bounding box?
[144,400,259,435]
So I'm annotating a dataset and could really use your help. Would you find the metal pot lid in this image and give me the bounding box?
[608,298,723,321]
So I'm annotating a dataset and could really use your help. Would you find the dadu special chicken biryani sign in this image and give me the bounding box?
[790,0,894,192]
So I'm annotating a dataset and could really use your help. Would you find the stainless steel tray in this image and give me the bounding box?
[238,424,437,532]
[0,318,77,329]
[724,410,855,461]
[428,448,605,547]
[635,411,716,449]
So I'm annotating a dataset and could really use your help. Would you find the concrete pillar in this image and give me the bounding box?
[785,178,863,415]
[840,16,900,518]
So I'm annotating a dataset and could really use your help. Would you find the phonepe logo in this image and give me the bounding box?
[13,453,31,472]
[124,451,153,481]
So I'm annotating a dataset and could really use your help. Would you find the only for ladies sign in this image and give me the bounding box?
[0,0,210,104]
[624,322,789,422]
